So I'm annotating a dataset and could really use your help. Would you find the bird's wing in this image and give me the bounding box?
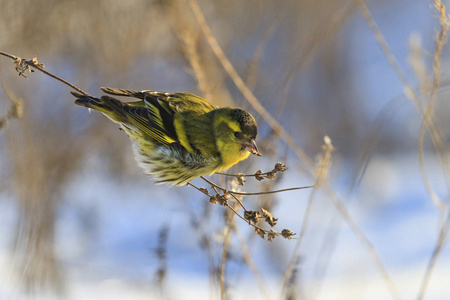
[101,88,218,154]
[101,87,217,114]
[100,95,179,146]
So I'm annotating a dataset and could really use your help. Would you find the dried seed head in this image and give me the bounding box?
[217,194,228,206]
[244,210,263,224]
[261,208,278,227]
[274,162,287,172]
[281,229,296,240]
[255,228,265,239]
[266,171,276,180]
[236,173,246,186]
[255,170,264,181]
[209,195,218,204]
[267,229,277,242]
[31,56,44,68]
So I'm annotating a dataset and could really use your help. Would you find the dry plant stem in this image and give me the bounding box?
[416,2,450,298]
[418,0,450,213]
[201,176,314,196]
[216,171,275,177]
[187,181,275,236]
[233,226,272,300]
[416,214,450,300]
[220,214,233,300]
[280,140,333,300]
[0,50,90,96]
[190,1,401,297]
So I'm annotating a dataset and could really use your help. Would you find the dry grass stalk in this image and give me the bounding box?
[408,33,431,96]
[280,136,334,299]
[355,0,450,211]
[0,78,23,130]
[417,0,450,213]
[219,209,234,300]
[416,2,450,299]
[154,224,170,299]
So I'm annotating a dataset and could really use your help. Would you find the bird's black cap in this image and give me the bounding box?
[230,108,257,139]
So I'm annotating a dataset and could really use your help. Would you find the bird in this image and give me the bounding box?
[72,87,261,186]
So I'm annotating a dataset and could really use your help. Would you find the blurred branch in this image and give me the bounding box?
[0,81,23,131]
[154,224,170,298]
[220,210,233,300]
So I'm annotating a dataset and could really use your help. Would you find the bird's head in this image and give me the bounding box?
[212,107,261,165]
[229,108,261,156]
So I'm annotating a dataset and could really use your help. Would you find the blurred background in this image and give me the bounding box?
[1,0,450,299]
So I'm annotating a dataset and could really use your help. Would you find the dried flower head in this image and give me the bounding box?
[267,229,277,242]
[261,208,278,227]
[255,170,264,181]
[209,195,218,204]
[274,162,287,172]
[244,210,263,224]
[266,171,276,180]
[255,228,265,239]
[281,229,296,240]
[216,194,228,206]
[236,173,246,186]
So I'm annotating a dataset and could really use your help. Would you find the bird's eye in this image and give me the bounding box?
[234,132,243,139]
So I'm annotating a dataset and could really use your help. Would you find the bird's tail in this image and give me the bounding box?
[71,92,105,109]
[71,92,126,123]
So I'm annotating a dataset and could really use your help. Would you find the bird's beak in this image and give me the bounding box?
[245,139,262,156]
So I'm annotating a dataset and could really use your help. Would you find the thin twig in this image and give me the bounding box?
[0,50,90,96]
[201,176,314,196]
[216,171,274,177]
[229,186,315,196]
[187,181,279,237]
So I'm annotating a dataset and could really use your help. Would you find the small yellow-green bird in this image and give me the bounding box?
[72,88,261,186]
